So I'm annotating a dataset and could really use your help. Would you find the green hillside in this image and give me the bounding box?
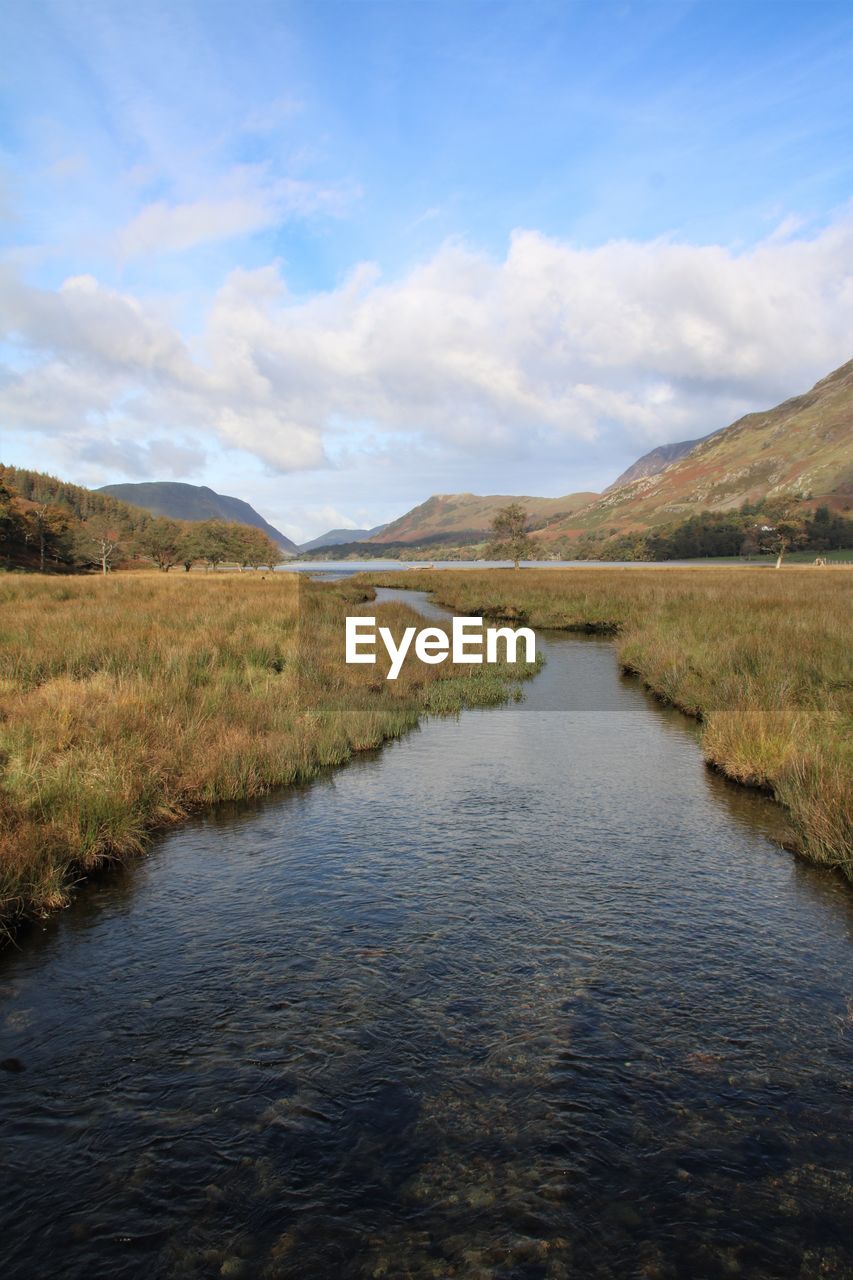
[98,482,297,553]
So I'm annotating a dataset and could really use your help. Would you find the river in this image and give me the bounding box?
[1,590,850,1279]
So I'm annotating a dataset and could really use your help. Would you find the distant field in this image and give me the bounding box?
[769,548,853,563]
[0,572,532,934]
[655,549,853,565]
[364,566,853,879]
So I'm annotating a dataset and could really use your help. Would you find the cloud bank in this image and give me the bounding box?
[2,215,851,481]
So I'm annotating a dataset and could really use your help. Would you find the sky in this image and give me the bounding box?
[1,0,852,543]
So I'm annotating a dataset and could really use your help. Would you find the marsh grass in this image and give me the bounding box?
[0,572,534,932]
[363,567,853,878]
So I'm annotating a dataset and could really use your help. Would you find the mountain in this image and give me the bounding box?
[97,482,297,554]
[539,360,853,544]
[298,525,387,553]
[605,432,715,491]
[94,360,852,561]
[368,491,598,546]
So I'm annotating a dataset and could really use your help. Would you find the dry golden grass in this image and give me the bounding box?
[0,571,531,932]
[363,566,853,878]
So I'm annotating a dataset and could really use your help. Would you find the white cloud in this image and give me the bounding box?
[75,436,207,481]
[2,214,852,487]
[116,196,276,257]
[0,264,326,471]
[198,214,853,453]
[2,268,190,375]
[114,165,359,258]
[306,506,362,531]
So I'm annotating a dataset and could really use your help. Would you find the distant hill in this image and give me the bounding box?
[346,361,853,559]
[368,491,598,546]
[298,525,387,553]
[97,482,297,554]
[605,432,715,491]
[540,360,853,544]
[2,464,150,527]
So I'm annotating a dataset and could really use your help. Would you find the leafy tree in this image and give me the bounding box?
[806,505,834,551]
[757,498,808,567]
[176,525,204,572]
[0,482,15,566]
[740,526,761,559]
[138,518,184,572]
[643,512,747,561]
[194,520,236,570]
[0,464,144,531]
[25,503,72,571]
[487,503,541,568]
[803,505,853,552]
[234,525,284,570]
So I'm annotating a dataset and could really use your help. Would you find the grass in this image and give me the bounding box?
[361,566,853,879]
[770,548,853,564]
[0,571,534,935]
[632,550,853,565]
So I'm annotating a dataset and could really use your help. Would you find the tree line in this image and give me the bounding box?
[0,466,284,573]
[555,501,853,564]
[486,499,852,566]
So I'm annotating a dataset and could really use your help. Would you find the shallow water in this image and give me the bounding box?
[1,591,851,1279]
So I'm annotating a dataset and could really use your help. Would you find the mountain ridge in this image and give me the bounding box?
[298,525,387,553]
[97,482,297,554]
[604,432,716,491]
[538,358,853,545]
[91,361,853,557]
[368,491,599,546]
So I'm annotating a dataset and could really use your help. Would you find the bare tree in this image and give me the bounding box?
[84,515,123,574]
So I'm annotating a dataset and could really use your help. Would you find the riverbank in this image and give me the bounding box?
[0,572,533,935]
[362,567,853,879]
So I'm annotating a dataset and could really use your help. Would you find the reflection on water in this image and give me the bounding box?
[1,595,851,1279]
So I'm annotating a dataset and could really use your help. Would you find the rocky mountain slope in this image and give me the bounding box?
[604,432,715,491]
[539,360,853,543]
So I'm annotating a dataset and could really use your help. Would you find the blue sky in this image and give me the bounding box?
[1,0,851,540]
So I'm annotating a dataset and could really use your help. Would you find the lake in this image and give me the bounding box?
[0,589,850,1279]
[280,559,782,579]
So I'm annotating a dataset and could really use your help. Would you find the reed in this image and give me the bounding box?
[363,567,853,878]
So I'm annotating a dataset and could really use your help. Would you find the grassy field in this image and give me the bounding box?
[363,566,853,879]
[0,572,533,935]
